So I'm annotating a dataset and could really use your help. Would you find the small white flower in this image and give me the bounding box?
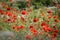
[17,15,20,18]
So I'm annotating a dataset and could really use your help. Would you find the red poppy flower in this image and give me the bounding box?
[47,10,52,13]
[47,10,52,16]
[52,33,57,38]
[7,18,12,22]
[7,11,12,16]
[39,32,43,35]
[41,21,46,26]
[19,25,24,29]
[12,15,17,19]
[12,25,16,29]
[7,7,11,11]
[25,35,31,39]
[29,25,33,29]
[42,26,48,32]
[54,30,58,33]
[53,26,56,28]
[1,11,6,15]
[20,16,25,21]
[0,10,6,15]
[12,19,16,22]
[54,16,58,19]
[48,27,52,31]
[33,32,37,36]
[41,12,45,16]
[54,19,58,23]
[33,18,38,22]
[17,26,20,30]
[48,15,52,19]
[42,25,52,32]
[30,28,37,36]
[0,9,3,13]
[21,10,27,15]
[32,29,37,36]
